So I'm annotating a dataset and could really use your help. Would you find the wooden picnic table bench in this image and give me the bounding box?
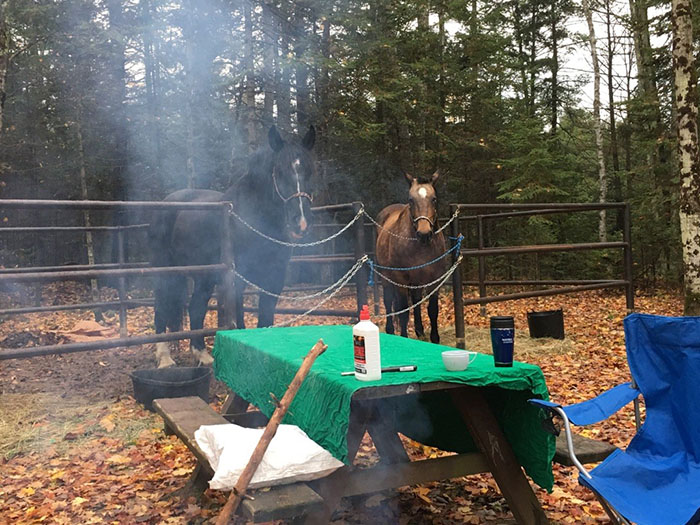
[154,393,617,523]
[153,396,324,523]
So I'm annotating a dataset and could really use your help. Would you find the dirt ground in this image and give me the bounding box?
[0,282,685,523]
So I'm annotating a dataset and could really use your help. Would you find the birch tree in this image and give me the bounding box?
[582,0,608,241]
[672,0,700,313]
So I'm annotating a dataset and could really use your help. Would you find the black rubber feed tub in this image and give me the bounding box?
[130,367,212,411]
[527,309,565,340]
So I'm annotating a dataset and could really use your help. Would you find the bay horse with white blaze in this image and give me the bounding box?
[148,125,316,368]
[375,172,447,344]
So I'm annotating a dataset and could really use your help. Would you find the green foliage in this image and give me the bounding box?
[0,0,687,286]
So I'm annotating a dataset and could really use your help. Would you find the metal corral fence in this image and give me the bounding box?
[0,199,634,358]
[448,202,634,349]
[0,199,369,360]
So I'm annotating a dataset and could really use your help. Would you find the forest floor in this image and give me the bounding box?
[0,282,683,524]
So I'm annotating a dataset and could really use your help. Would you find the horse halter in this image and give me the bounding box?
[413,215,435,228]
[272,166,314,204]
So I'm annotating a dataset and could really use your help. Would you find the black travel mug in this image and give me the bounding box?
[490,316,514,367]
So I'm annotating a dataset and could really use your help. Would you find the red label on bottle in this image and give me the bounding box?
[353,335,366,364]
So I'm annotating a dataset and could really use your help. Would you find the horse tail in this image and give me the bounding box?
[147,209,177,267]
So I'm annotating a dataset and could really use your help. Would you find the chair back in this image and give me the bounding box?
[625,313,700,461]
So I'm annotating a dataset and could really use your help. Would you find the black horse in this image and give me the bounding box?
[148,125,316,368]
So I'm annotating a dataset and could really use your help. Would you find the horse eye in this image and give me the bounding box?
[408,198,415,205]
[432,197,437,204]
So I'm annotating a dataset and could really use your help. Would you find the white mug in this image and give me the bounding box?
[442,350,478,371]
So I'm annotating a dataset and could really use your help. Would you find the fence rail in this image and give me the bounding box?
[1,199,635,358]
[0,199,366,360]
[449,202,634,349]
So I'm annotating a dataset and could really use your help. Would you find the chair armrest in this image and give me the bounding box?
[530,382,640,426]
[562,382,640,426]
[529,383,640,480]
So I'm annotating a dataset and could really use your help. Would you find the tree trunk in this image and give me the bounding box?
[76,118,103,322]
[513,3,529,112]
[106,0,129,267]
[316,14,331,205]
[262,0,275,129]
[418,3,429,156]
[672,0,700,314]
[277,7,291,133]
[243,0,256,150]
[605,0,625,232]
[294,5,310,130]
[0,0,9,142]
[528,4,538,118]
[550,0,558,134]
[183,0,197,188]
[583,0,607,241]
[142,0,163,191]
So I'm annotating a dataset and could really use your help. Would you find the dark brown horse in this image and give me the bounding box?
[375,172,447,343]
[148,126,316,368]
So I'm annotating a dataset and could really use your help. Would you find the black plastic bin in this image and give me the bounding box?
[527,309,565,340]
[129,367,212,411]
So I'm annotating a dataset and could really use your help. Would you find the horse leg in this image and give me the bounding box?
[234,277,246,329]
[428,292,440,344]
[154,275,185,368]
[188,276,216,366]
[382,283,394,334]
[411,289,426,340]
[257,293,280,328]
[397,292,410,338]
[383,285,395,335]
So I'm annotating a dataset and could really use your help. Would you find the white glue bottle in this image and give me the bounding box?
[353,305,381,381]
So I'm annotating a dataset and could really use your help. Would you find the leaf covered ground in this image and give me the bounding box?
[0,283,683,524]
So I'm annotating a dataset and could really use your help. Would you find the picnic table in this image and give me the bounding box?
[210,325,554,524]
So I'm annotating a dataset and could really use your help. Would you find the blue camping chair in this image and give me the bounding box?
[530,313,700,525]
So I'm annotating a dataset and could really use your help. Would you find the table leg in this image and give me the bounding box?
[220,392,249,417]
[303,403,373,524]
[450,387,549,525]
[365,401,409,464]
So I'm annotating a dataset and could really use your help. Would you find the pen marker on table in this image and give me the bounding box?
[341,365,417,376]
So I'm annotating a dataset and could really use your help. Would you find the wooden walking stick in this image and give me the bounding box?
[215,339,328,525]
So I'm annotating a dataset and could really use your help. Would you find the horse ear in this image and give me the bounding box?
[301,125,316,150]
[404,172,415,186]
[268,126,284,152]
[431,171,440,184]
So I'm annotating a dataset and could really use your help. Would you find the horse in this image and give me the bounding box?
[375,172,447,344]
[148,125,316,368]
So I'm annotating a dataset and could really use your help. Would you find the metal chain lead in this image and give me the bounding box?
[371,256,461,290]
[227,203,364,248]
[372,256,463,319]
[272,257,369,327]
[234,256,368,301]
[363,208,460,241]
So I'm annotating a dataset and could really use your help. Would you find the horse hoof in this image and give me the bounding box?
[158,356,176,368]
[194,349,214,366]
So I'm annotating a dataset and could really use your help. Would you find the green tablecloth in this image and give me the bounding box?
[213,325,555,490]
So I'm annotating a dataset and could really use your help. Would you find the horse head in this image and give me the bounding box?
[267,125,316,240]
[405,171,440,245]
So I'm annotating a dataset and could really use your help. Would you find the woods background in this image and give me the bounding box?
[0,0,690,288]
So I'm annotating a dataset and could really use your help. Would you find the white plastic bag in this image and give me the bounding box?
[194,423,344,490]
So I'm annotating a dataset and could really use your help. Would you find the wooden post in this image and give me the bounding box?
[451,205,465,349]
[116,228,128,338]
[623,203,634,312]
[219,204,236,329]
[477,215,487,316]
[215,339,328,525]
[352,202,368,316]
